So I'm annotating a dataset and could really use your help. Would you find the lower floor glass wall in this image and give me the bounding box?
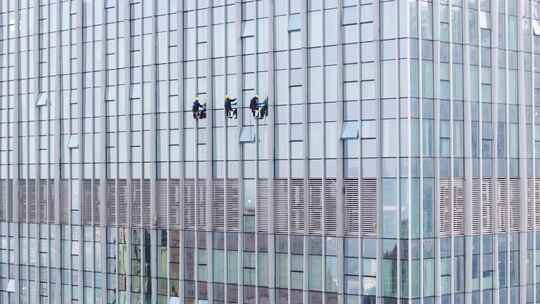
[0,223,537,304]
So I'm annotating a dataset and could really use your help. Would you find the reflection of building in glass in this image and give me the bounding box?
[0,0,538,303]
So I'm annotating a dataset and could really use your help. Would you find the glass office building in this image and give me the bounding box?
[0,0,539,303]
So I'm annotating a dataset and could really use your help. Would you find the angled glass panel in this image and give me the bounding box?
[241,20,255,37]
[341,121,359,139]
[288,14,301,32]
[534,20,540,36]
[7,279,15,292]
[68,135,79,149]
[239,127,255,143]
[36,93,48,106]
[479,12,490,29]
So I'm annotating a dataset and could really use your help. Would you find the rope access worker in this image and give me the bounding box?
[257,97,268,119]
[192,97,207,120]
[250,95,259,117]
[200,102,207,119]
[224,95,238,119]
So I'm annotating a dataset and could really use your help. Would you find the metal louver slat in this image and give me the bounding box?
[93,180,100,224]
[19,179,26,222]
[131,180,142,227]
[39,180,47,223]
[472,178,481,235]
[197,179,207,230]
[0,180,6,221]
[156,179,168,228]
[169,179,180,227]
[536,178,540,229]
[344,178,359,236]
[439,178,451,236]
[183,179,196,230]
[106,179,116,225]
[290,179,305,234]
[274,179,288,234]
[28,179,36,223]
[308,179,322,234]
[82,179,92,225]
[60,179,69,224]
[212,179,225,231]
[509,178,520,232]
[481,179,494,233]
[226,179,240,231]
[48,180,54,224]
[527,178,535,231]
[256,179,269,233]
[118,179,128,226]
[452,178,464,235]
[142,179,152,227]
[324,179,337,235]
[497,178,508,233]
[360,179,377,236]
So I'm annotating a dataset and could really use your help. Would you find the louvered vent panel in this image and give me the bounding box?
[197,179,207,230]
[471,178,481,235]
[439,178,451,236]
[82,179,92,225]
[37,180,46,223]
[18,179,26,222]
[1,180,8,222]
[497,178,508,232]
[7,179,13,222]
[156,180,168,228]
[274,179,289,234]
[290,179,305,234]
[169,179,181,227]
[106,179,116,225]
[226,179,240,231]
[142,179,152,227]
[256,179,270,233]
[131,180,142,227]
[452,178,464,235]
[60,179,70,224]
[324,179,337,235]
[117,179,128,226]
[8,179,13,222]
[184,179,196,230]
[308,179,323,234]
[360,179,377,236]
[47,180,54,223]
[38,180,48,223]
[527,178,535,231]
[536,178,540,229]
[26,179,36,223]
[344,178,359,236]
[481,179,494,233]
[28,179,36,223]
[212,179,225,231]
[509,178,520,232]
[93,180,100,224]
[0,180,6,221]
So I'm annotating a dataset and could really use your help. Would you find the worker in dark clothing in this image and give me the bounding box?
[258,97,268,119]
[250,96,259,117]
[224,95,238,119]
[199,102,207,119]
[192,97,202,119]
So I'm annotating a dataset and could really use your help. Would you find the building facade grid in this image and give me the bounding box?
[0,0,538,304]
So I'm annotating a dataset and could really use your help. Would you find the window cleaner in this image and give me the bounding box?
[250,95,259,118]
[257,97,268,119]
[192,97,206,120]
[200,102,207,119]
[224,95,238,119]
[250,95,268,119]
